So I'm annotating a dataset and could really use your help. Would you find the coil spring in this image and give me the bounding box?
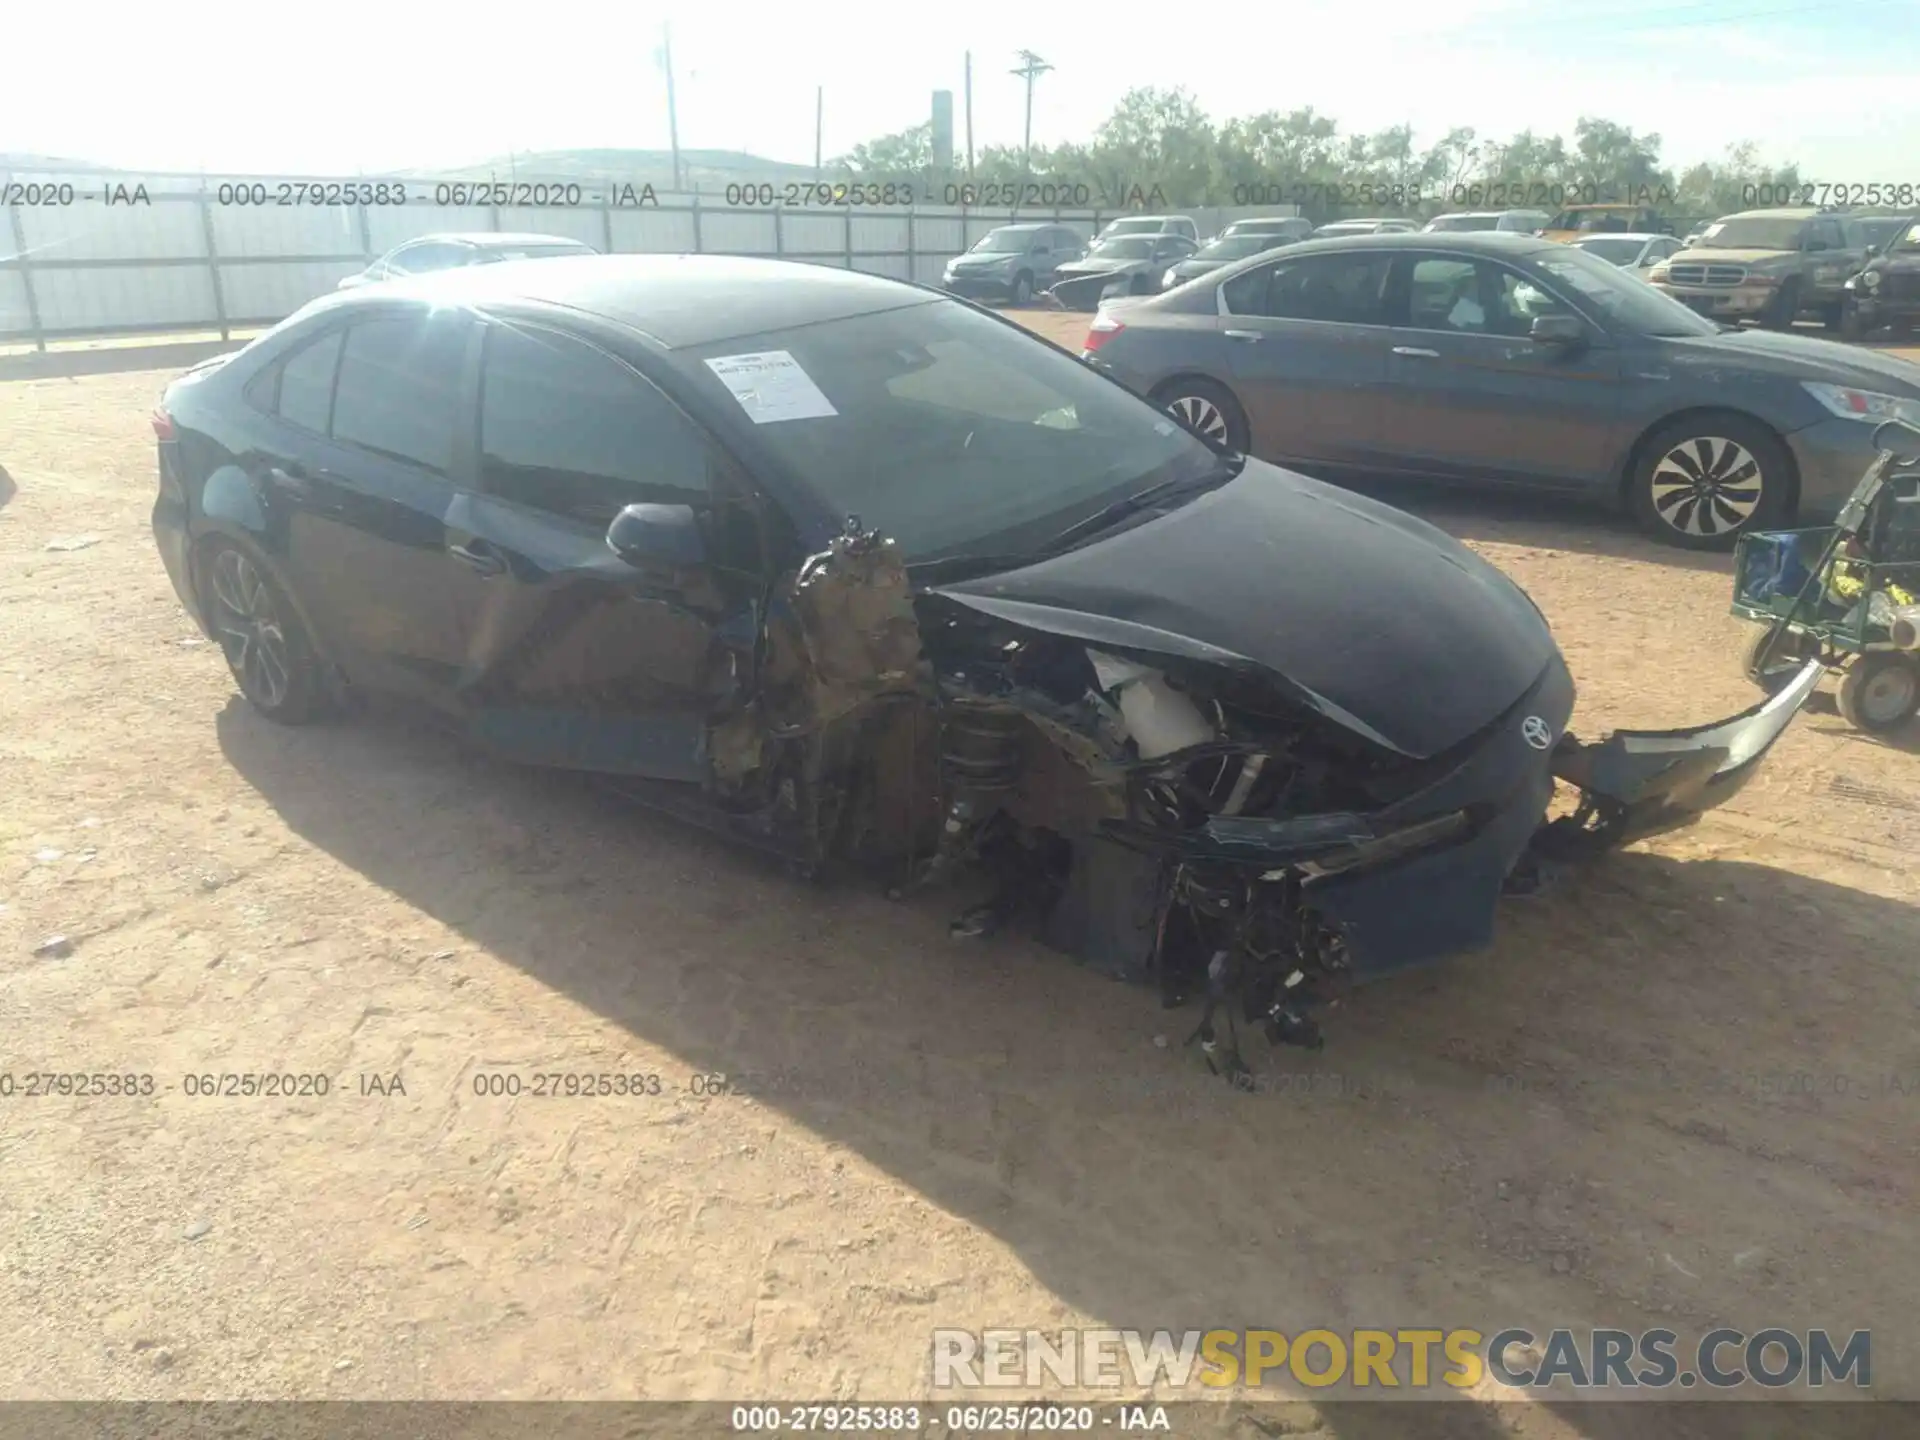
[939,707,1026,794]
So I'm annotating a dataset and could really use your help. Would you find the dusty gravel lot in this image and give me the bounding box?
[2,325,1918,1437]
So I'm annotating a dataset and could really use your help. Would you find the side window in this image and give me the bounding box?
[1231,253,1392,323]
[330,313,467,472]
[1816,219,1846,250]
[275,331,342,433]
[1487,265,1573,337]
[1407,258,1485,332]
[479,324,715,529]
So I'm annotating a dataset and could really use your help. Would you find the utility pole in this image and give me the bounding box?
[661,24,683,191]
[964,52,975,178]
[815,87,824,179]
[1009,50,1052,175]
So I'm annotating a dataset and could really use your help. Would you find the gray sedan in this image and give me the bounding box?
[1080,231,1920,549]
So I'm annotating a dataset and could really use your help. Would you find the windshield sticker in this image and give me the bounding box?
[704,350,838,424]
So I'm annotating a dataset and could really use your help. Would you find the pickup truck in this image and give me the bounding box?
[1647,208,1867,329]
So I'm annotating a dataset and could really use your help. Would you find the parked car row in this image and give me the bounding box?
[1078,230,1920,551]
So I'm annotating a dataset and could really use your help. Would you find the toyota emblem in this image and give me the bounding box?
[1521,715,1553,751]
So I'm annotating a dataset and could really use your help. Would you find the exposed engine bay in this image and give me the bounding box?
[655,522,1822,1085]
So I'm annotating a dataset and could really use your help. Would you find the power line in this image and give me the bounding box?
[1010,50,1054,175]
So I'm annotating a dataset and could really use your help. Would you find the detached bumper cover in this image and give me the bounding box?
[1544,657,1821,850]
[1049,271,1133,311]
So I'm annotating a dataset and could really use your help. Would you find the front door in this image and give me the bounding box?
[1214,249,1399,470]
[1374,254,1622,490]
[444,320,766,782]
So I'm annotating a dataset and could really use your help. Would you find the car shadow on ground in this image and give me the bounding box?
[0,463,15,510]
[214,697,1916,1438]
[1346,480,1737,577]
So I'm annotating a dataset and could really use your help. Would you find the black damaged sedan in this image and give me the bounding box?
[151,255,1818,1077]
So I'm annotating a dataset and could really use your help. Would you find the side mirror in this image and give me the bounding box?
[607,502,705,571]
[1030,242,1047,254]
[1805,238,1827,253]
[1531,314,1586,350]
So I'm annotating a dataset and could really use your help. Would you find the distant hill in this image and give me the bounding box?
[0,152,116,173]
[428,148,824,190]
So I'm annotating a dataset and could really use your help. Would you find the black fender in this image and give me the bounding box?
[186,489,348,681]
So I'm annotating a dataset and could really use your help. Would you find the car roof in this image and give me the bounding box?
[983,221,1052,233]
[1273,231,1555,257]
[402,232,592,248]
[1573,232,1665,242]
[1722,208,1820,220]
[1111,214,1191,222]
[346,252,937,349]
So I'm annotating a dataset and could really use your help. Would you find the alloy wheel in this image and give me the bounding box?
[1648,436,1764,538]
[1167,394,1230,445]
[208,547,292,710]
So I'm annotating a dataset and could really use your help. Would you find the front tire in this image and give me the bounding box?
[200,539,328,724]
[1010,271,1033,306]
[1840,299,1871,341]
[1628,414,1791,550]
[1154,378,1250,454]
[1760,278,1801,331]
[1837,654,1920,733]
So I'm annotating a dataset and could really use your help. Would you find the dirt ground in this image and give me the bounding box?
[2,328,1919,1438]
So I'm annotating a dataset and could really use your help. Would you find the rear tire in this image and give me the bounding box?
[1628,413,1792,550]
[1837,653,1920,733]
[1010,271,1033,306]
[1154,377,1250,454]
[198,538,328,725]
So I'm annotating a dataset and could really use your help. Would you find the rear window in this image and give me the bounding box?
[276,332,342,432]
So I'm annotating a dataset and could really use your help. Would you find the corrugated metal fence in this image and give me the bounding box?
[0,168,1298,351]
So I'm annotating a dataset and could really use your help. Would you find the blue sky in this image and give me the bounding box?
[6,1,1917,181]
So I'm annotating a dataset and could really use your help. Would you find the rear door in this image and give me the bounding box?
[1214,249,1398,469]
[263,307,478,703]
[442,320,767,781]
[1373,253,1622,489]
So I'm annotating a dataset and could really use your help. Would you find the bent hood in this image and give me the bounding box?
[931,459,1557,759]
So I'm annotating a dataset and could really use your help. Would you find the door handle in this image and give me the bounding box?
[448,540,506,577]
[1223,329,1264,342]
[1392,346,1440,358]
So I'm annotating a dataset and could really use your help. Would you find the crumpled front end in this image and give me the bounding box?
[763,524,1819,1082]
